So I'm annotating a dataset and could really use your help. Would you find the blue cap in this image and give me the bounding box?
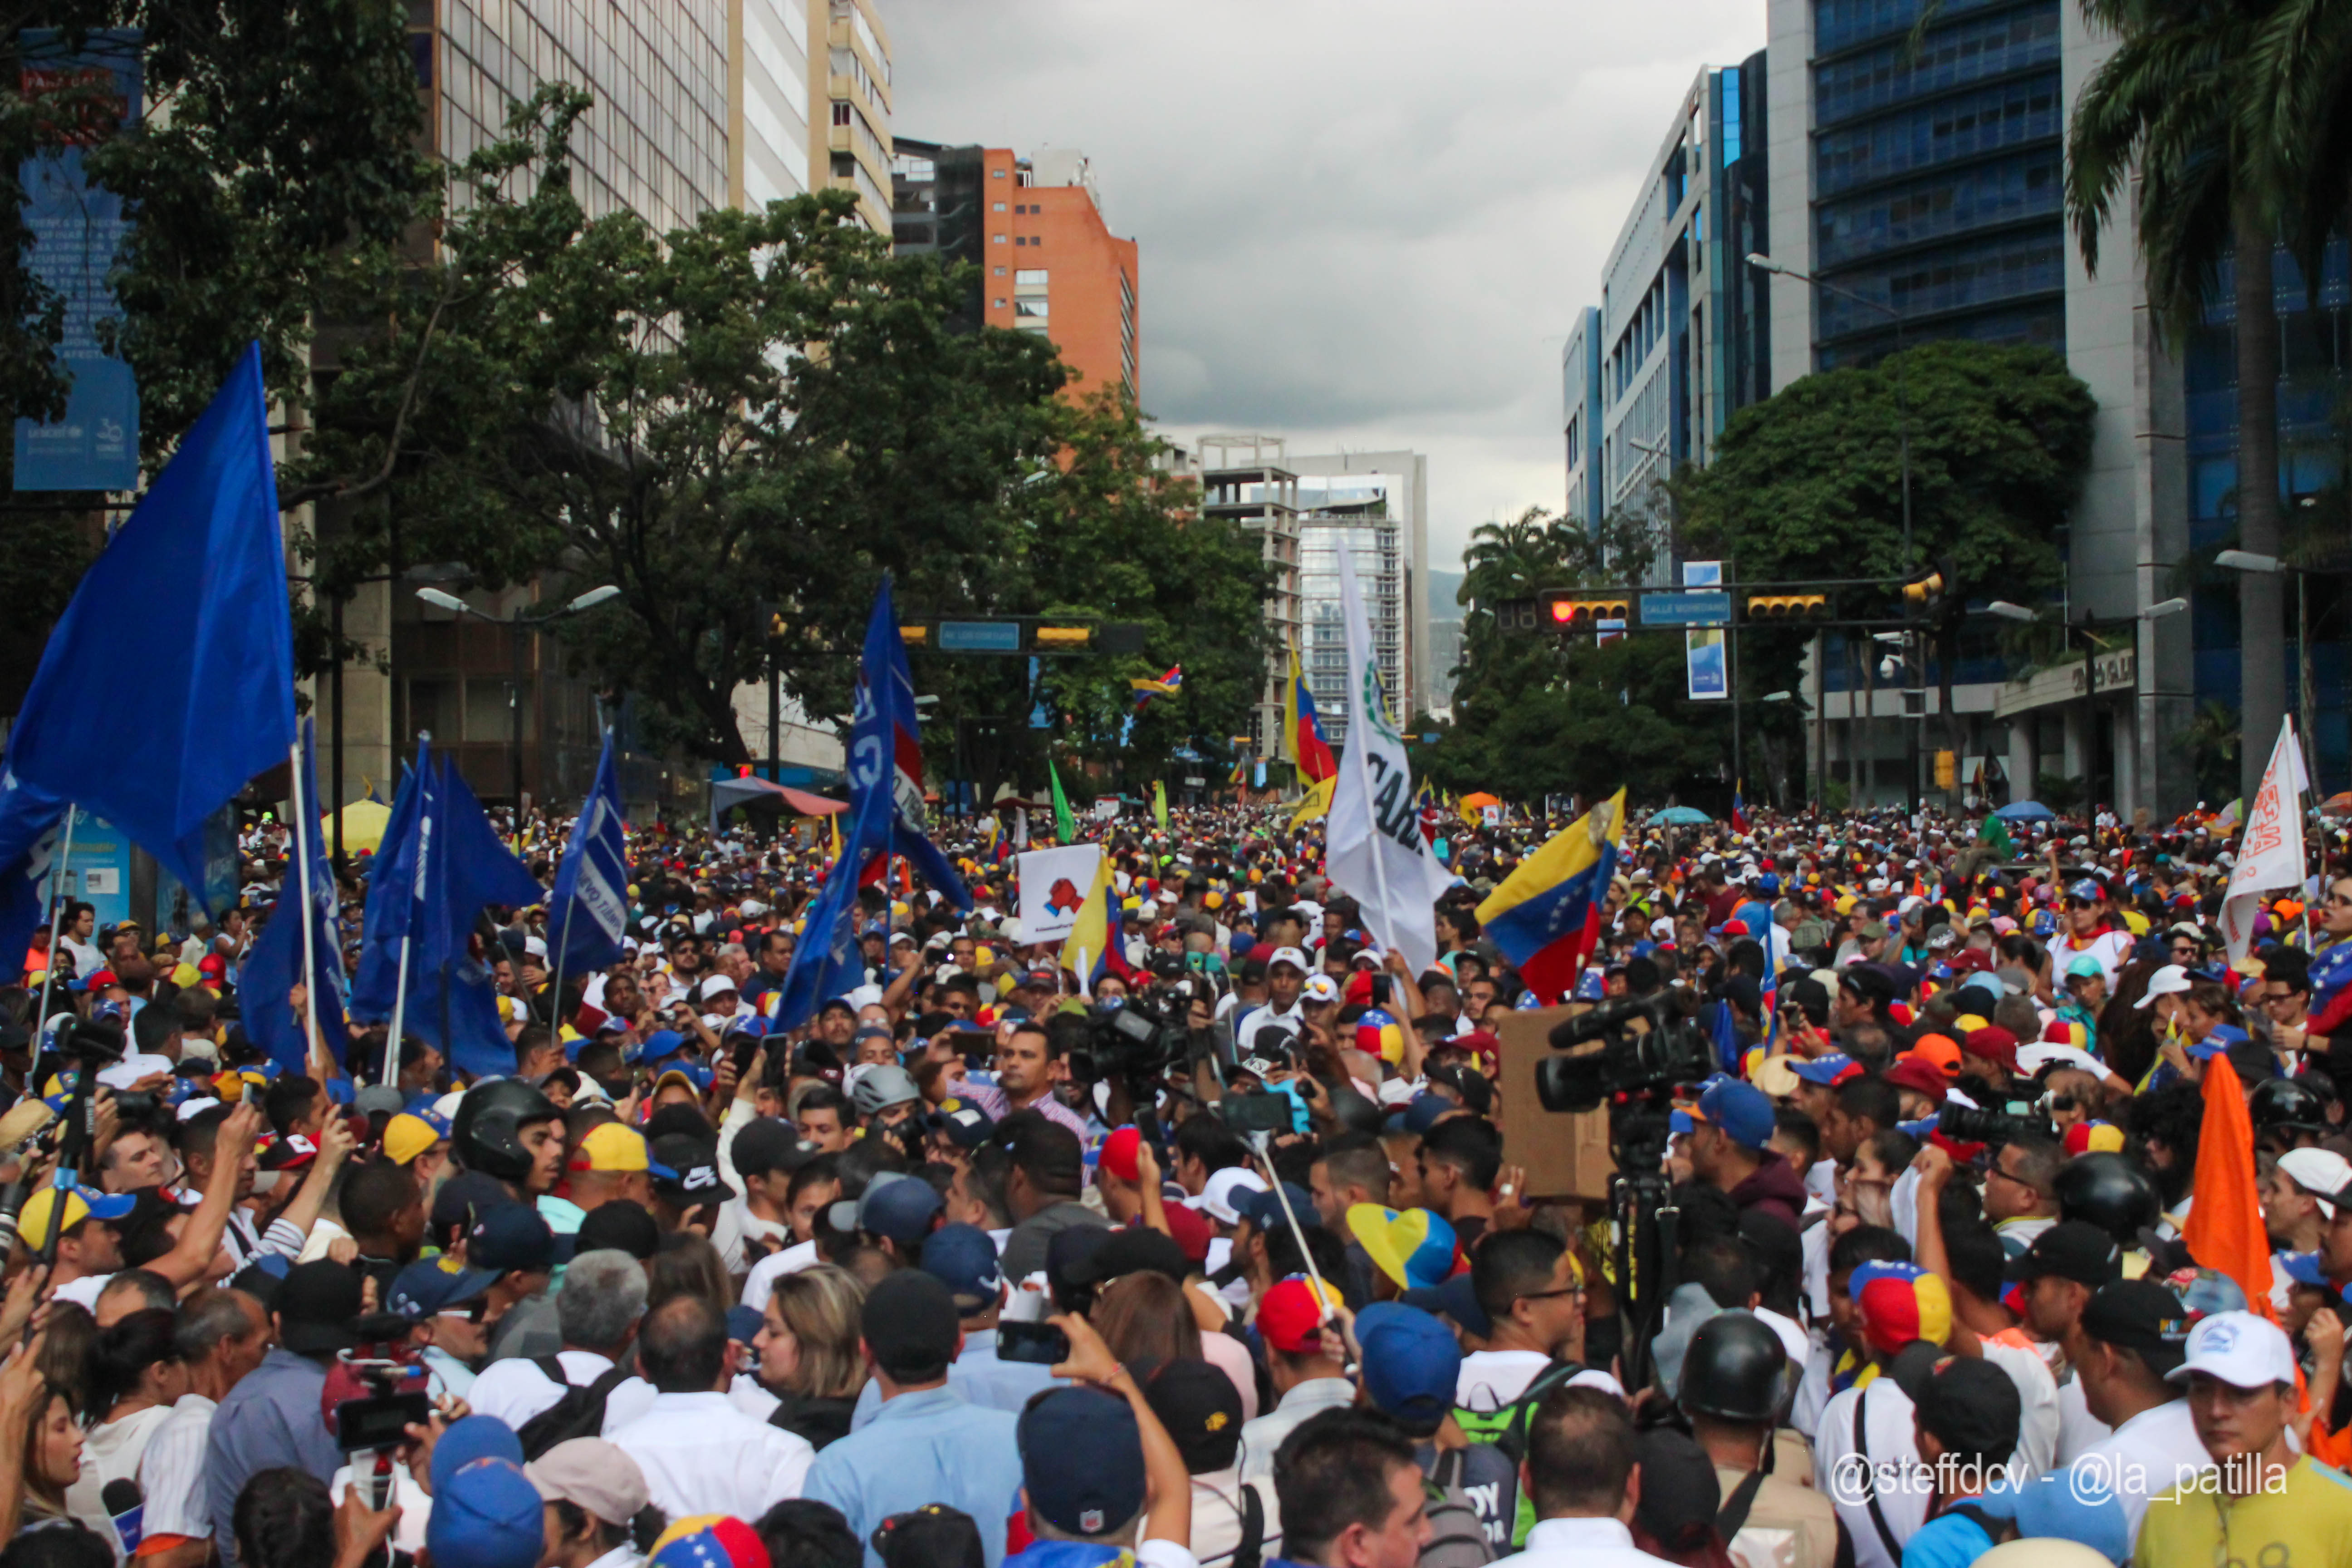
[2280,1250,2328,1287]
[629,1028,684,1066]
[919,1223,1006,1316]
[859,1175,945,1244]
[725,1304,764,1343]
[387,1257,498,1319]
[1788,1053,1855,1085]
[428,1415,523,1493]
[1355,1303,1463,1427]
[1696,1078,1775,1151]
[426,1455,543,1568]
[1017,1386,1146,1536]
[468,1205,555,1274]
[1231,1182,1319,1235]
[1669,1108,1696,1135]
[1574,970,1607,1001]
[1391,1093,1453,1136]
[1974,1472,2130,1564]
[1402,1271,1492,1339]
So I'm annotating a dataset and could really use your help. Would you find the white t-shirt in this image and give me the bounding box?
[466,1349,615,1431]
[1454,1351,1625,1414]
[2064,1397,2211,1546]
[1977,1337,2061,1478]
[1815,1377,1932,1568]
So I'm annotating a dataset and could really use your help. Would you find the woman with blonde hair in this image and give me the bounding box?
[751,1264,869,1450]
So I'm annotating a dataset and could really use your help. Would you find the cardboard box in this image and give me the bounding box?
[1495,1004,1618,1202]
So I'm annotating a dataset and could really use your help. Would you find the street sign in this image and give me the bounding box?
[937,620,1023,653]
[1641,590,1731,627]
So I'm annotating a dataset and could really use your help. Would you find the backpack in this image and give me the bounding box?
[1452,1358,1587,1548]
[1420,1450,1498,1568]
[514,1356,636,1460]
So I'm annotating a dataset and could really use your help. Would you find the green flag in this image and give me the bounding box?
[1050,759,1076,844]
[1979,810,2013,859]
[1152,779,1168,831]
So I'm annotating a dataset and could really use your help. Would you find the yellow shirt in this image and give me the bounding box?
[2133,1454,2352,1568]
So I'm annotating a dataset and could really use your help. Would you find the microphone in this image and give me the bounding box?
[102,1479,142,1554]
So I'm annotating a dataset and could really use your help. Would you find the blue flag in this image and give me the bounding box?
[769,577,969,1031]
[6,343,293,902]
[0,772,68,984]
[348,742,432,1026]
[240,720,348,1077]
[547,733,629,980]
[351,748,543,1079]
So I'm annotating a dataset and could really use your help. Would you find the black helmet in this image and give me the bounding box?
[2251,1076,2327,1134]
[451,1078,561,1183]
[2054,1151,2160,1243]
[1677,1311,1788,1424]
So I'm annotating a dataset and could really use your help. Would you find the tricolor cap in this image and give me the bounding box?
[20,1183,134,1250]
[1849,1259,1952,1354]
[2063,1121,2127,1156]
[383,1109,453,1166]
[1345,1203,1459,1292]
[1354,1009,1406,1064]
[1788,1053,1860,1086]
[648,1513,771,1568]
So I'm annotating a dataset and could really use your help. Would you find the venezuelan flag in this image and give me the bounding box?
[1285,642,1336,784]
[1732,780,1750,834]
[1475,788,1627,1004]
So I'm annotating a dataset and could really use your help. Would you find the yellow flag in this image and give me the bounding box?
[1288,774,1337,832]
[1282,639,1304,770]
[1059,848,1115,978]
[828,810,843,863]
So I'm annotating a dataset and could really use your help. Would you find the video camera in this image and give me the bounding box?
[1084,975,1230,1085]
[1935,1098,2058,1147]
[1535,995,1715,1114]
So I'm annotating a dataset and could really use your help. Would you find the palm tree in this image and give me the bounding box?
[2246,0,2352,286]
[2068,0,2285,807]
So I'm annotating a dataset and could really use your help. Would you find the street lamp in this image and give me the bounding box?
[2215,549,2318,786]
[414,583,620,809]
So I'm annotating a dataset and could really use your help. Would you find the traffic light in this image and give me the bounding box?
[1934,750,1957,789]
[1542,593,1631,628]
[1901,570,1944,607]
[1745,594,1829,620]
[1903,557,1960,617]
[1031,626,1093,649]
[899,625,930,646]
[1492,598,1544,633]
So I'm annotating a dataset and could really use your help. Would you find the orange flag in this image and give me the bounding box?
[2182,1052,2277,1319]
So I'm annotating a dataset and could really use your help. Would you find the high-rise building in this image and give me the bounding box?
[811,0,892,231]
[729,0,812,209]
[1560,57,1769,574]
[891,141,1140,399]
[1286,451,1431,728]
[1198,436,1302,756]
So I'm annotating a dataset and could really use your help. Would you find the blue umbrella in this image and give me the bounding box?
[1651,805,1714,826]
[1994,800,2056,822]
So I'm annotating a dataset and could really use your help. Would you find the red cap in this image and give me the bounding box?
[1884,1056,1949,1106]
[1964,1026,2020,1073]
[1160,1201,1211,1265]
[1100,1126,1142,1185]
[1258,1276,1343,1354]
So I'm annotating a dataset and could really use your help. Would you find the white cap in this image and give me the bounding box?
[2166,1309,2297,1389]
[2134,965,2194,1009]
[997,918,1024,944]
[1302,974,1340,1004]
[2279,1148,2352,1219]
[1198,1167,1269,1226]
[1266,946,1310,974]
[740,899,769,916]
[97,1053,176,1090]
[2016,1043,2104,1079]
[699,974,738,1000]
[523,934,549,960]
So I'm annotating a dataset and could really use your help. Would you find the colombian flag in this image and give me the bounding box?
[1475,789,1627,1004]
[1284,642,1337,784]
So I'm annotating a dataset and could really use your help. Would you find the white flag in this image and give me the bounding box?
[2220,715,2311,959]
[1015,844,1103,948]
[1326,547,1453,973]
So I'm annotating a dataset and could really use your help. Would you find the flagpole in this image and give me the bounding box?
[289,736,324,1076]
[31,808,77,1044]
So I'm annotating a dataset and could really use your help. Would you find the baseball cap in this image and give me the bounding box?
[1060,1225,1195,1291]
[1850,1260,1953,1354]
[1258,1275,1345,1354]
[18,1183,133,1250]
[861,1269,961,1385]
[2166,1309,2298,1389]
[1347,1204,1459,1292]
[524,1438,652,1528]
[2078,1280,2192,1378]
[1902,1034,1962,1077]
[2135,965,2194,1009]
[429,1414,524,1492]
[1788,1053,1860,1087]
[382,1110,451,1166]
[2004,1221,2123,1288]
[1142,1357,1245,1474]
[1400,1272,1492,1340]
[1692,1078,1774,1150]
[649,1515,770,1568]
[1964,1026,2021,1073]
[1301,974,1340,1004]
[732,1117,818,1180]
[1971,1473,2132,1566]
[1196,1166,1268,1226]
[428,1456,544,1568]
[469,1205,556,1274]
[569,1122,665,1177]
[925,1100,996,1150]
[388,1256,498,1319]
[1355,1303,1463,1428]
[1019,1386,1146,1537]
[1884,1056,1949,1105]
[918,1224,1004,1315]
[649,1134,735,1206]
[1230,1181,1318,1236]
[575,1199,660,1260]
[1916,1355,2023,1463]
[1266,946,1310,974]
[2278,1148,2351,1219]
[275,1259,365,1354]
[1098,1126,1143,1184]
[860,1172,945,1244]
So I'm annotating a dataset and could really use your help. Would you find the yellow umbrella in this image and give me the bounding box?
[328,799,392,854]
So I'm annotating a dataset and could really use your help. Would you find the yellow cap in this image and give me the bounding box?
[21,1185,130,1250]
[382,1113,448,1166]
[570,1122,651,1174]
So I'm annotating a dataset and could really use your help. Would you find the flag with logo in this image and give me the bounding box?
[243,719,348,1076]
[547,731,630,976]
[2220,715,2310,960]
[1325,548,1453,972]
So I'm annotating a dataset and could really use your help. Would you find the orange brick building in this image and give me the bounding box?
[894,142,1138,400]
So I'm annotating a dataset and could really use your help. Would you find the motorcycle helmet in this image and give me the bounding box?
[1677,1311,1788,1424]
[2054,1151,2160,1243]
[451,1077,561,1184]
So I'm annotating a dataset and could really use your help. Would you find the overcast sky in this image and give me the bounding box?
[887,0,1764,574]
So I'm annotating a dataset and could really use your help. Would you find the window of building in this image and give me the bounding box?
[1015,269,1048,284]
[993,298,1006,309]
[994,266,1006,275]
[992,168,1005,178]
[1016,298,1048,318]
[992,201,1005,211]
[1015,235,1026,246]
[832,103,851,127]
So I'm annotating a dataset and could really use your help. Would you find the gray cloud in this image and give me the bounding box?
[885,0,1763,567]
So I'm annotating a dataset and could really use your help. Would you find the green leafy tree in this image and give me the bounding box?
[2068,0,2286,804]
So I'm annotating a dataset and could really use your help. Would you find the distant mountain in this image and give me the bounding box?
[1424,568,1465,616]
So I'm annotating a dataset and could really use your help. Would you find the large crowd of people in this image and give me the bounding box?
[0,794,2340,1568]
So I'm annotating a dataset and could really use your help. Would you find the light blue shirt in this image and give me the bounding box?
[803,1385,1025,1568]
[848,1335,1063,1430]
